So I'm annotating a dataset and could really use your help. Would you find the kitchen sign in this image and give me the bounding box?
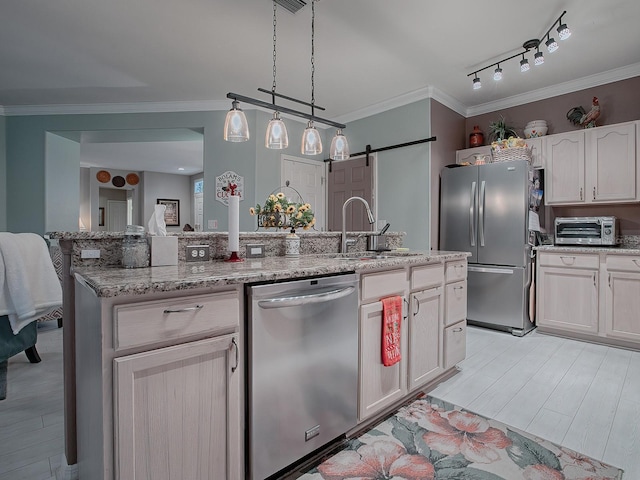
[215,171,244,205]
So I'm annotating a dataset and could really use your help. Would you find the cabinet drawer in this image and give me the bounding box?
[114,291,240,351]
[606,255,640,273]
[538,252,599,269]
[411,263,444,291]
[444,320,466,369]
[361,269,408,304]
[445,280,467,326]
[445,260,467,283]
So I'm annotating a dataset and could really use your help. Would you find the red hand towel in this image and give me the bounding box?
[381,296,402,366]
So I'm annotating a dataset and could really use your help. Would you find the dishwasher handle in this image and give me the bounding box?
[257,286,356,309]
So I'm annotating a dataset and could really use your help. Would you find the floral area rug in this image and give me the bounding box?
[297,396,623,480]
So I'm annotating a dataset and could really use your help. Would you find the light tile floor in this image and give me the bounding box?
[1,323,637,479]
[431,325,639,479]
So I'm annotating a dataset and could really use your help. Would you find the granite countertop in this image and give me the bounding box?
[535,245,640,255]
[73,250,470,298]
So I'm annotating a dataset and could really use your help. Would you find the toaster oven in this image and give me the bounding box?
[554,216,618,246]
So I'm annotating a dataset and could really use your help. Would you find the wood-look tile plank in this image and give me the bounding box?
[0,459,53,480]
[0,438,64,476]
[524,408,573,445]
[602,398,640,479]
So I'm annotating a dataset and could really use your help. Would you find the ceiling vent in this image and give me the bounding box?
[275,0,306,14]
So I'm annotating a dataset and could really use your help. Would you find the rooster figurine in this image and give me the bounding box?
[567,97,601,128]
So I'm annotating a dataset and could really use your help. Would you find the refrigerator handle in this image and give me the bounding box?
[470,181,476,247]
[479,180,486,247]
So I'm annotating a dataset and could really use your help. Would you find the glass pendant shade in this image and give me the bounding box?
[302,121,322,155]
[330,129,350,160]
[534,50,545,65]
[493,66,503,81]
[265,112,289,149]
[223,101,250,142]
[520,57,530,72]
[546,37,559,53]
[558,23,571,40]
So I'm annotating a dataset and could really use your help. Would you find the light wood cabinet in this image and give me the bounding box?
[604,255,640,342]
[456,145,491,165]
[537,252,599,334]
[545,131,585,204]
[358,269,408,421]
[114,334,240,480]
[546,122,637,205]
[408,263,444,391]
[74,283,243,480]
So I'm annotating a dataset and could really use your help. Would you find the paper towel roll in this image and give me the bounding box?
[228,195,240,252]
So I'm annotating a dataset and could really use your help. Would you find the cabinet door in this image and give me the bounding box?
[587,123,637,203]
[408,287,443,391]
[537,266,599,334]
[444,320,467,369]
[605,271,640,342]
[527,137,545,169]
[456,146,491,165]
[359,301,407,421]
[114,333,241,480]
[546,131,585,205]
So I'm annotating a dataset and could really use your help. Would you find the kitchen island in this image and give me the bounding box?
[70,249,469,480]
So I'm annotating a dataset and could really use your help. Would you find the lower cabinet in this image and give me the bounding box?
[604,255,640,342]
[408,286,443,391]
[113,334,241,480]
[444,320,466,369]
[537,253,599,334]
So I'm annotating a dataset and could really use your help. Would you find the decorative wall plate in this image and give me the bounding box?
[112,175,126,187]
[96,170,111,183]
[126,173,140,185]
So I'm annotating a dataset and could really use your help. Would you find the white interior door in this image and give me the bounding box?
[107,200,128,231]
[281,155,326,231]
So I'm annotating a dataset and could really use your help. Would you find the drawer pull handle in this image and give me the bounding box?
[163,304,204,314]
[560,256,575,265]
[413,296,420,316]
[404,297,409,320]
[452,327,463,333]
[231,337,239,372]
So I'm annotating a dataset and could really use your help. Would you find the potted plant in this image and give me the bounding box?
[489,115,518,142]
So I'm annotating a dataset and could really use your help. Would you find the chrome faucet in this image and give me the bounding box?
[341,196,375,253]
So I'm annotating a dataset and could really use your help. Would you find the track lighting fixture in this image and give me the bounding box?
[468,10,570,89]
[224,0,349,160]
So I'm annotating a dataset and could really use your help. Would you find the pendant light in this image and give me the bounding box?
[301,0,322,155]
[265,1,288,149]
[223,100,249,142]
[330,129,350,160]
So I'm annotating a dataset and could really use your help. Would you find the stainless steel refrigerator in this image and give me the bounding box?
[440,160,537,336]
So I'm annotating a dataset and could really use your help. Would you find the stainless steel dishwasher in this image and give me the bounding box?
[247,273,359,480]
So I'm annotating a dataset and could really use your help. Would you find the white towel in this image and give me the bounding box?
[0,233,63,334]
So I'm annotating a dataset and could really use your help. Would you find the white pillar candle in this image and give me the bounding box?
[228,195,240,252]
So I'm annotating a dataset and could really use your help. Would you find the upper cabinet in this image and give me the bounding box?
[546,121,638,205]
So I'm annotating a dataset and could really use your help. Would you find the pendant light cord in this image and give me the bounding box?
[310,0,316,116]
[272,0,277,103]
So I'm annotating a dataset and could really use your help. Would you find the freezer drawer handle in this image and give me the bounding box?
[258,286,355,309]
[468,266,514,274]
[163,304,204,314]
[470,181,477,247]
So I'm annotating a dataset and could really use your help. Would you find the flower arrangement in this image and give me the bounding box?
[250,192,316,233]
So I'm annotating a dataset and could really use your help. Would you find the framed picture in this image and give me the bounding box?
[98,207,105,227]
[157,199,180,226]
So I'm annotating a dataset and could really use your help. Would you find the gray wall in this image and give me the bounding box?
[45,132,81,232]
[343,99,432,250]
[0,115,6,231]
[142,171,191,232]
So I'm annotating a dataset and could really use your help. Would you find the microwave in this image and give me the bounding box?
[554,216,618,246]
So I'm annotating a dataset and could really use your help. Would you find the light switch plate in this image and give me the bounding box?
[186,245,210,262]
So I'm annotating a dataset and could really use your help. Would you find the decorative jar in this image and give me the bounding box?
[122,225,150,268]
[469,125,485,148]
[285,231,300,257]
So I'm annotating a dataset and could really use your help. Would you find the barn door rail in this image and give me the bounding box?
[324,136,437,172]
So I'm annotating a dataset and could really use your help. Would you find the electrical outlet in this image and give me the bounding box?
[81,249,100,259]
[208,219,218,229]
[186,245,210,262]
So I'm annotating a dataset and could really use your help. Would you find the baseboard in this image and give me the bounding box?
[55,454,78,480]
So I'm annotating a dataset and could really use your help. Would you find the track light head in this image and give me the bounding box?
[473,75,481,90]
[534,49,545,66]
[520,55,530,72]
[493,65,503,81]
[557,23,571,40]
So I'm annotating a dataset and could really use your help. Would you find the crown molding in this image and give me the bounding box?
[466,62,640,117]
[332,87,432,124]
[2,99,231,116]
[426,87,468,118]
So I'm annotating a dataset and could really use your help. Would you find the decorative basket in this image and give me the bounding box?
[491,146,533,163]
